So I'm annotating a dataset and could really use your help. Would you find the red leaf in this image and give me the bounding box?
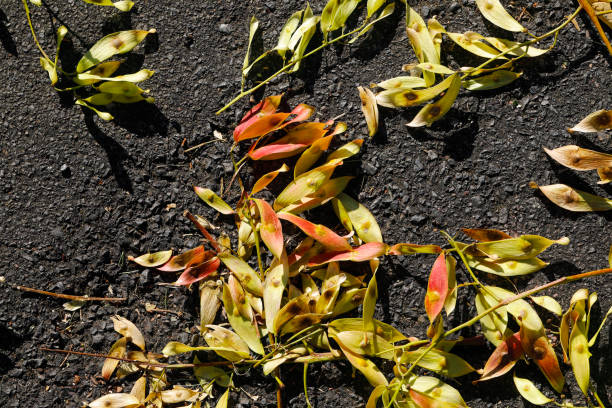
[277,212,351,252]
[176,257,220,286]
[253,198,284,258]
[476,332,523,383]
[282,103,315,128]
[307,242,388,266]
[233,95,282,141]
[158,246,205,272]
[424,253,448,322]
[249,143,309,161]
[235,112,291,142]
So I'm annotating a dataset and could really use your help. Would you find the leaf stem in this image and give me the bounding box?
[21,0,52,62]
[216,21,369,115]
[15,285,126,302]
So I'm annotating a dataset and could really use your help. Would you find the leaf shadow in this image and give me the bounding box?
[83,112,134,192]
[0,9,17,56]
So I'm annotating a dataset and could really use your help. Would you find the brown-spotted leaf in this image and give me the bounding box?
[264,252,289,334]
[333,193,382,243]
[569,109,612,133]
[274,161,341,211]
[475,0,526,32]
[176,257,220,286]
[111,316,145,351]
[158,246,205,272]
[88,393,141,408]
[531,182,612,211]
[544,145,612,171]
[358,86,379,137]
[194,187,234,215]
[218,252,263,297]
[128,250,172,268]
[462,228,512,242]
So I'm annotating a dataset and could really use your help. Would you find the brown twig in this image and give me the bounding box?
[184,210,222,253]
[577,0,612,55]
[15,286,126,302]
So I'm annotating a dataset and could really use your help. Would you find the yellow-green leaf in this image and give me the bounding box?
[530,182,612,212]
[376,73,456,108]
[77,29,155,73]
[88,393,140,408]
[476,0,526,32]
[275,10,303,58]
[204,324,251,362]
[222,283,264,355]
[513,374,553,405]
[367,0,386,17]
[128,250,172,268]
[462,70,521,91]
[194,187,234,215]
[376,76,426,89]
[243,16,259,72]
[358,86,379,137]
[75,69,154,84]
[530,295,562,316]
[264,252,289,334]
[399,347,475,377]
[407,73,461,127]
[333,193,382,243]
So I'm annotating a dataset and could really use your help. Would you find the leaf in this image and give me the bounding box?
[158,246,205,272]
[204,324,251,362]
[530,182,612,211]
[444,256,457,316]
[283,176,354,214]
[176,257,220,286]
[215,389,230,408]
[218,253,263,297]
[73,61,122,85]
[474,234,569,260]
[363,274,378,333]
[40,57,58,86]
[446,31,505,59]
[195,187,234,215]
[222,283,264,355]
[199,283,220,328]
[96,81,148,96]
[333,330,395,359]
[424,253,448,322]
[405,4,439,85]
[592,1,612,29]
[530,296,562,316]
[569,109,612,133]
[351,3,395,43]
[407,74,461,127]
[75,99,114,121]
[63,299,86,311]
[161,341,235,357]
[273,294,310,333]
[475,332,523,382]
[308,242,388,266]
[337,342,388,387]
[234,95,283,141]
[288,5,320,72]
[88,393,141,408]
[160,387,198,404]
[275,10,304,58]
[264,252,289,334]
[475,288,509,346]
[274,162,341,210]
[236,112,292,143]
[253,198,284,258]
[330,318,407,343]
[77,30,155,73]
[243,16,259,73]
[102,337,127,380]
[484,37,548,57]
[111,316,145,351]
[475,0,525,32]
[280,313,325,335]
[128,250,172,267]
[598,167,612,184]
[471,256,549,277]
[327,139,364,162]
[513,375,553,405]
[321,0,340,38]
[367,0,386,17]
[462,70,521,91]
[462,228,511,242]
[376,73,456,108]
[544,145,612,171]
[589,304,612,347]
[333,193,382,243]
[76,69,155,85]
[376,76,427,89]
[411,62,456,75]
[252,164,290,195]
[293,136,334,178]
[358,86,379,137]
[399,347,475,377]
[81,0,134,11]
[277,212,351,252]
[333,288,367,316]
[130,376,146,403]
[570,322,590,396]
[408,376,467,408]
[387,243,442,255]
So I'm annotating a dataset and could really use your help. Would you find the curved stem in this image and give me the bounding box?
[217,21,369,115]
[21,0,52,62]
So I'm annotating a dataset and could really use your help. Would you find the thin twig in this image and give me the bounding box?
[184,211,222,253]
[15,285,126,302]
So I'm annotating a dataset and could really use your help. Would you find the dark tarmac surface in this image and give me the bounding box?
[0,0,611,406]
